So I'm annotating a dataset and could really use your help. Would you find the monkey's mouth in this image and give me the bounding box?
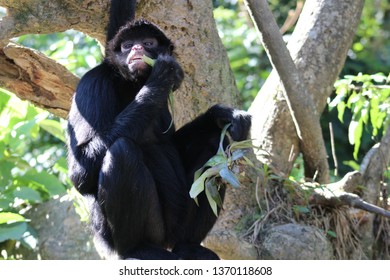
[128,58,142,65]
[127,53,144,65]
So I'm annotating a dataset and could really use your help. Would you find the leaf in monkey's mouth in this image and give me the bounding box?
[142,55,155,66]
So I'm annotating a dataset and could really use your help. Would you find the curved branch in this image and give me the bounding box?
[244,0,329,183]
[308,171,390,218]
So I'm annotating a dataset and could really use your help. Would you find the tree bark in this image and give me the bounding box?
[244,0,330,183]
[249,0,364,178]
[0,42,77,118]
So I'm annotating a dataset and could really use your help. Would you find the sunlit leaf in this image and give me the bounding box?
[337,101,346,123]
[38,119,66,143]
[0,212,26,224]
[53,157,68,174]
[342,160,360,171]
[22,170,66,197]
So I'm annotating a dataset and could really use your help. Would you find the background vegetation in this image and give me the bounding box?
[0,0,389,259]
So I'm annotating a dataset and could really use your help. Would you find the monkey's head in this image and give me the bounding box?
[107,19,174,83]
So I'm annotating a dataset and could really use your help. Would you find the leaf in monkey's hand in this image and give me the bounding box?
[205,181,219,217]
[142,55,155,67]
[194,154,227,181]
[219,165,240,188]
[189,166,221,199]
[206,178,223,209]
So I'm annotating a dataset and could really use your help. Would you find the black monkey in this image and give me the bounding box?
[67,0,251,260]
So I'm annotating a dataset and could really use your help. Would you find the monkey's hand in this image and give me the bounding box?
[207,104,252,142]
[147,54,184,93]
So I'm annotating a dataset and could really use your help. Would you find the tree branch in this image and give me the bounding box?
[279,1,303,34]
[0,0,109,45]
[244,0,329,183]
[308,171,390,219]
[307,123,390,219]
[0,42,78,118]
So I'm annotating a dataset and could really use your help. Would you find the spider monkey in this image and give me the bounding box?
[67,0,251,259]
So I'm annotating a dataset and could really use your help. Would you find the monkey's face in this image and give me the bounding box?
[122,36,158,75]
[107,20,174,83]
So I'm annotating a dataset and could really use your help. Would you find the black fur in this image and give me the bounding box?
[67,0,251,259]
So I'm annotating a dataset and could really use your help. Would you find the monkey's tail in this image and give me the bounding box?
[106,0,137,42]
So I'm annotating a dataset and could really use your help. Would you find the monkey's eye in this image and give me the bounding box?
[121,41,134,51]
[142,38,158,48]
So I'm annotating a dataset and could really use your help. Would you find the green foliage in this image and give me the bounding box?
[0,89,69,258]
[214,6,270,109]
[190,124,259,216]
[329,73,390,160]
[345,0,390,74]
[16,30,101,77]
[213,1,303,110]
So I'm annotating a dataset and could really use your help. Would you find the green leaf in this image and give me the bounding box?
[204,154,227,168]
[13,119,40,140]
[217,123,231,154]
[327,230,337,238]
[230,139,254,148]
[189,166,220,199]
[13,187,42,203]
[219,165,240,188]
[370,96,380,135]
[0,212,26,224]
[348,120,359,145]
[0,89,12,111]
[206,178,223,209]
[205,182,219,217]
[0,222,28,242]
[53,157,68,174]
[193,166,205,182]
[370,73,387,83]
[342,160,360,171]
[142,55,155,67]
[351,120,363,160]
[0,198,12,212]
[22,170,66,197]
[189,175,206,199]
[337,101,346,123]
[329,88,346,109]
[230,149,247,161]
[38,119,66,143]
